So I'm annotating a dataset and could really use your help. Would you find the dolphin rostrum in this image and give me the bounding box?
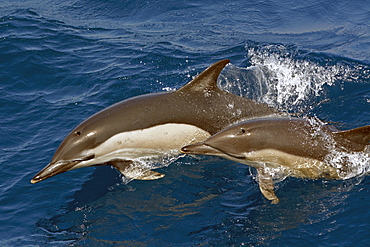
[181,117,370,204]
[31,59,279,184]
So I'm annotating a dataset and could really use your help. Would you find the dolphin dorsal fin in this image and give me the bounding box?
[334,125,370,145]
[177,59,230,93]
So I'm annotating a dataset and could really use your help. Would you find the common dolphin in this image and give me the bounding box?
[181,117,370,203]
[31,59,278,184]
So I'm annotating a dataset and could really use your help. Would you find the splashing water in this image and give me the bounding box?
[325,150,370,180]
[310,116,370,180]
[219,44,365,113]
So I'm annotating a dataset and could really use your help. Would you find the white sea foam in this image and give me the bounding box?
[325,150,370,180]
[218,44,359,113]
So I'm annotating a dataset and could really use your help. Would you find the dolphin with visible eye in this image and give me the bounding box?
[181,117,370,204]
[31,59,279,184]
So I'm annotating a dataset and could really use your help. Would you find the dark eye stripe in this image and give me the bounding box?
[74,154,95,162]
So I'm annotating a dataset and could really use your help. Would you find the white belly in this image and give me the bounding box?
[241,149,340,179]
[76,123,211,168]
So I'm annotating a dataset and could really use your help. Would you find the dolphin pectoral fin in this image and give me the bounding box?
[135,170,165,180]
[109,160,165,180]
[120,167,165,180]
[257,168,280,204]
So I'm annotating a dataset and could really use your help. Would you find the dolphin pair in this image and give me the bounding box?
[31,59,279,184]
[181,117,370,203]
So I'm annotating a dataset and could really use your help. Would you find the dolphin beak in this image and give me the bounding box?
[181,143,246,160]
[30,161,77,184]
[30,154,95,184]
[181,143,222,156]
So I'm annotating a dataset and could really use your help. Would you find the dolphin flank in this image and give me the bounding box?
[31,59,278,184]
[181,117,370,204]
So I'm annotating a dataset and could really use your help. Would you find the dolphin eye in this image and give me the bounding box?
[237,128,250,136]
[235,128,246,136]
[75,131,81,136]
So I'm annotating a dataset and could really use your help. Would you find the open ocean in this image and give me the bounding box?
[1,0,369,246]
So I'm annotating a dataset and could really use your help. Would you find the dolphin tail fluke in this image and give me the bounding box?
[334,125,370,146]
[257,168,280,204]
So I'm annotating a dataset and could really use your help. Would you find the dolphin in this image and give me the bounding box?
[181,117,370,204]
[31,59,279,184]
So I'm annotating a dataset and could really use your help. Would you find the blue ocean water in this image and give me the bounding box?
[1,0,369,246]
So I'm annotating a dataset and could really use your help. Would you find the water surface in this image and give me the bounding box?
[1,0,369,246]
